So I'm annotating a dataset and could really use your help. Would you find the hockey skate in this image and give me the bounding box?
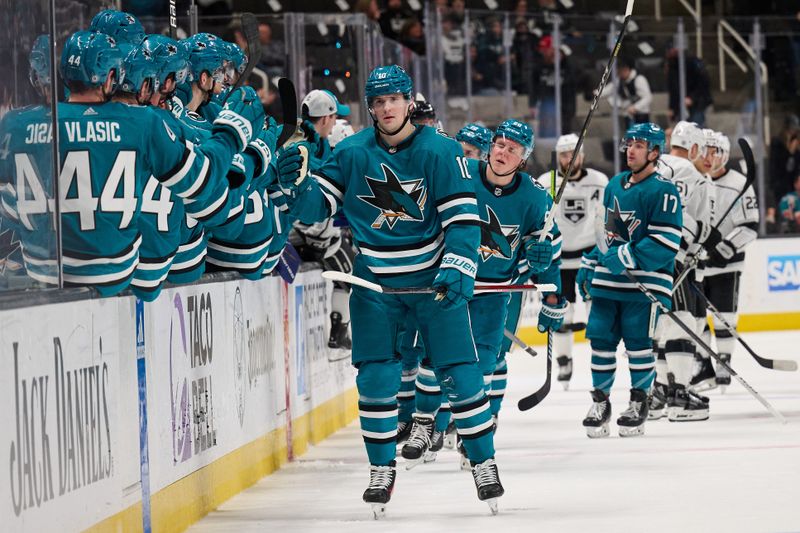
[715,354,732,393]
[647,382,669,421]
[327,312,351,350]
[471,458,504,515]
[401,414,433,469]
[617,388,649,437]
[689,356,717,393]
[456,437,471,471]
[668,385,710,422]
[396,421,412,445]
[556,355,573,390]
[423,429,444,463]
[363,461,396,519]
[443,420,457,449]
[582,389,611,438]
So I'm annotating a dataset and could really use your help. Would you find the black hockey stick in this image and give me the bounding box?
[623,270,786,423]
[538,0,635,243]
[276,78,298,148]
[222,13,261,105]
[168,0,178,39]
[504,329,537,357]
[674,138,756,287]
[321,271,557,294]
[688,281,798,371]
[519,150,559,411]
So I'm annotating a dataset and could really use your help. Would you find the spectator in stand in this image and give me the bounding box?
[769,114,800,205]
[354,0,381,22]
[600,55,652,128]
[476,17,506,94]
[258,21,285,78]
[778,173,800,233]
[442,15,466,95]
[400,17,426,55]
[450,0,466,25]
[665,47,713,126]
[468,43,487,93]
[379,0,413,41]
[530,35,576,137]
[512,18,535,116]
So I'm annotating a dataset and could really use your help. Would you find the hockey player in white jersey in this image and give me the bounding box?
[537,133,608,389]
[651,121,714,421]
[691,131,759,391]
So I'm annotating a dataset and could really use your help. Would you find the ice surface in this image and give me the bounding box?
[191,330,800,533]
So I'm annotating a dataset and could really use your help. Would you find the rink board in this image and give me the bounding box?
[0,271,357,532]
[518,237,800,345]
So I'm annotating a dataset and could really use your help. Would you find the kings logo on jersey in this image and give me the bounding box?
[604,197,641,247]
[358,163,428,229]
[478,205,520,261]
[563,197,587,224]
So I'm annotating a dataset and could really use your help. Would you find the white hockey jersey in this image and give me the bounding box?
[657,154,714,263]
[537,168,608,269]
[704,168,759,276]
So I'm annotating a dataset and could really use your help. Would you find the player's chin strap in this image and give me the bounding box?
[370,101,414,137]
[629,151,660,175]
[488,159,524,178]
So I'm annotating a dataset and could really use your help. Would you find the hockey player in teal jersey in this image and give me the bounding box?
[577,123,682,438]
[277,65,503,516]
[455,123,493,161]
[182,34,227,125]
[53,30,264,296]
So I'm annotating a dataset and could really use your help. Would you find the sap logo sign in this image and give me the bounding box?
[767,255,800,292]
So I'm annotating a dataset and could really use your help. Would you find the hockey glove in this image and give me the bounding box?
[707,239,736,268]
[538,296,569,332]
[602,243,636,275]
[300,119,321,146]
[212,86,266,152]
[432,255,476,310]
[576,264,594,301]
[245,123,276,181]
[525,240,554,274]
[703,226,723,250]
[276,145,311,198]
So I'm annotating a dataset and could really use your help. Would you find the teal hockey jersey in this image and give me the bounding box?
[584,170,683,307]
[468,159,562,293]
[291,125,480,287]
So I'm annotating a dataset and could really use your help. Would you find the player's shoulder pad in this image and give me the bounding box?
[585,167,610,184]
[332,127,371,152]
[519,171,546,193]
[653,172,682,194]
[417,125,461,153]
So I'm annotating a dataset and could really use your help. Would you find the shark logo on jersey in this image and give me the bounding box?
[563,197,587,224]
[605,197,641,246]
[478,205,520,261]
[358,163,427,229]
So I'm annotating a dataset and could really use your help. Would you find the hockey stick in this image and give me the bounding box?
[321,271,557,294]
[538,0,635,244]
[688,282,798,371]
[623,270,786,423]
[275,78,298,148]
[519,150,559,411]
[222,13,260,105]
[504,329,537,357]
[168,0,177,39]
[674,138,756,287]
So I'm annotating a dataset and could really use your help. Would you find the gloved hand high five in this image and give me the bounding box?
[276,144,310,198]
[213,86,266,151]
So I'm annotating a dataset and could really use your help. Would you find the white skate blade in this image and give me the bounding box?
[404,456,424,470]
[668,409,709,422]
[485,498,499,515]
[618,424,645,437]
[370,503,386,520]
[443,434,456,450]
[423,450,438,463]
[459,455,471,471]
[585,423,610,439]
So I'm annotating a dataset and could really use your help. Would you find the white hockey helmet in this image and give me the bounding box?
[670,121,704,155]
[555,133,582,154]
[704,130,730,170]
[329,118,355,148]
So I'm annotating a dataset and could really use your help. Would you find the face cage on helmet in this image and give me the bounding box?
[706,143,730,171]
[619,136,661,154]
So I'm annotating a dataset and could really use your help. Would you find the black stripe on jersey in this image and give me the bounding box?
[436,192,476,207]
[139,248,178,264]
[648,235,680,253]
[130,283,159,293]
[170,260,206,275]
[652,221,682,231]
[740,222,758,231]
[315,170,345,195]
[208,236,272,250]
[205,261,265,275]
[185,165,211,200]
[158,146,192,183]
[459,425,495,441]
[359,231,441,252]
[192,193,229,223]
[476,275,513,284]
[374,264,438,278]
[415,385,441,396]
[446,219,482,228]
[451,395,489,414]
[65,269,135,288]
[358,403,397,412]
[65,235,140,261]
[597,285,672,297]
[362,435,396,445]
[493,367,508,376]
[561,246,594,260]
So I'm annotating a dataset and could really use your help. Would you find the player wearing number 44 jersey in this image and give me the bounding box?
[279,65,503,517]
[578,123,682,438]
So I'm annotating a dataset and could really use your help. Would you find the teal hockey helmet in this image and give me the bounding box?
[60,30,125,89]
[620,122,666,154]
[142,34,190,87]
[90,9,145,45]
[224,41,247,74]
[29,34,51,91]
[456,123,493,156]
[365,65,413,106]
[183,33,226,83]
[494,119,534,159]
[117,43,159,95]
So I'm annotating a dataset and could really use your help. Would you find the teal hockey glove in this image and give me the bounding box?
[525,240,553,274]
[602,243,636,275]
[576,253,596,300]
[276,145,310,198]
[538,296,568,332]
[212,86,266,152]
[432,254,477,310]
